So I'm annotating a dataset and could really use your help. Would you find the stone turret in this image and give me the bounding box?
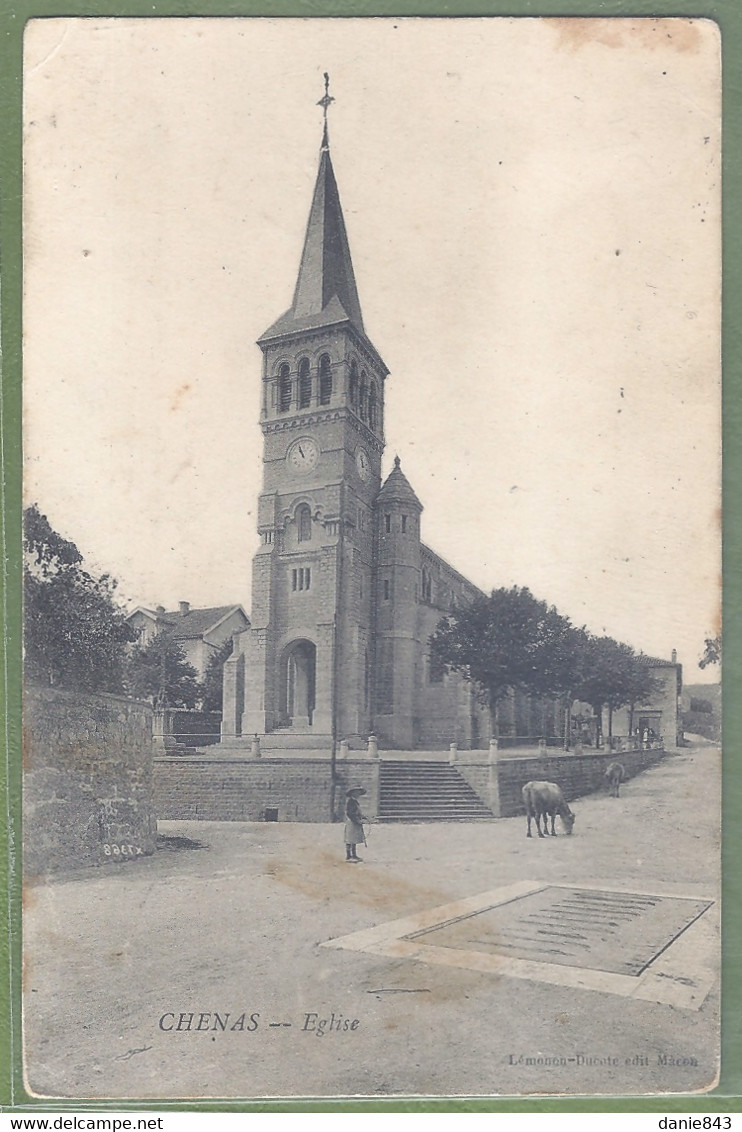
[373,456,423,747]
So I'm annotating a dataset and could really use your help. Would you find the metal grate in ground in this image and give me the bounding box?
[405,886,712,976]
[321,880,718,1009]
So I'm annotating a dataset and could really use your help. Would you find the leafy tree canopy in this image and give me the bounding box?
[24,503,83,575]
[429,586,585,713]
[699,635,721,670]
[618,655,664,716]
[576,636,659,712]
[430,586,665,743]
[574,635,664,737]
[23,504,135,693]
[126,633,200,709]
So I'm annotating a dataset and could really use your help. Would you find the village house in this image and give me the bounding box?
[127,602,249,680]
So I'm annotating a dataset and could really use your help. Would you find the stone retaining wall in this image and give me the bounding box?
[24,685,156,875]
[490,746,667,818]
[154,756,380,823]
[153,747,666,824]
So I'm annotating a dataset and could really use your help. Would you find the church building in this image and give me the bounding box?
[221,94,492,752]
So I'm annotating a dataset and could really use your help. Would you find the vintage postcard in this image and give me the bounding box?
[19,16,722,1100]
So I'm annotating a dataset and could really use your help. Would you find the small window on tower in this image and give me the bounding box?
[319,355,332,405]
[385,514,391,533]
[401,515,407,533]
[278,364,291,412]
[359,374,368,421]
[383,579,390,601]
[292,566,311,592]
[369,383,378,431]
[298,358,311,408]
[298,504,312,542]
[349,361,359,408]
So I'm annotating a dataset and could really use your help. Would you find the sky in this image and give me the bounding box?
[22,16,721,682]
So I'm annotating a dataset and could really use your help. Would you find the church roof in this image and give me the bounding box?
[377,456,423,510]
[259,144,365,344]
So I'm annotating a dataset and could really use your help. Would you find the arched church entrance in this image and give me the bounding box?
[280,639,316,729]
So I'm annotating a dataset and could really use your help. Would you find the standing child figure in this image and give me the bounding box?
[344,788,368,863]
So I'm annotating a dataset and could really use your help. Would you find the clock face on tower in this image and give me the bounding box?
[355,446,372,482]
[287,437,319,473]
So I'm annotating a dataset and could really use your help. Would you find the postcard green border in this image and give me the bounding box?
[1,0,739,1115]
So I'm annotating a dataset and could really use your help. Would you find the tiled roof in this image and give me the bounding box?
[164,606,247,641]
[129,605,248,641]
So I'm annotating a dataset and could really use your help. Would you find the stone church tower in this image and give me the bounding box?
[222,90,491,752]
[222,108,387,746]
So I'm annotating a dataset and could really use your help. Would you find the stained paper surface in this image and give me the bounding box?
[21,17,721,1100]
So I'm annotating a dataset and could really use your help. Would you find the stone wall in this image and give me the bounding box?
[153,748,665,825]
[154,756,380,823]
[454,760,501,815]
[24,685,156,875]
[490,747,667,818]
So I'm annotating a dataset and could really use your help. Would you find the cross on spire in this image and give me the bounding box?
[317,71,334,150]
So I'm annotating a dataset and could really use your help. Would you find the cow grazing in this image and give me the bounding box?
[605,761,626,798]
[522,781,576,838]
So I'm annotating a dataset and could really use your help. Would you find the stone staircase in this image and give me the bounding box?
[377,761,494,822]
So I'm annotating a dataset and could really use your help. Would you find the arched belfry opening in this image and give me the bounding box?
[280,639,316,728]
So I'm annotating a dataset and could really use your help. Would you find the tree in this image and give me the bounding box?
[23,504,135,692]
[699,635,721,670]
[575,636,662,743]
[200,638,235,713]
[429,586,583,737]
[126,634,200,709]
[576,636,631,743]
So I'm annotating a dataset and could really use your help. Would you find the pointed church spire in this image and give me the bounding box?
[258,76,366,343]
